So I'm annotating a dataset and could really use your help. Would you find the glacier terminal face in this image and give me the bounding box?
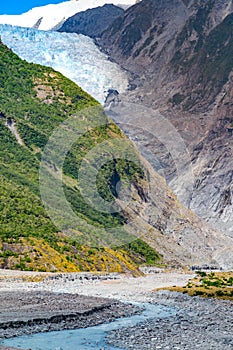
[0,24,129,104]
[0,0,137,31]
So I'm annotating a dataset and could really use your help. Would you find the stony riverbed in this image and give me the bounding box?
[107,291,233,350]
[0,270,232,350]
[0,291,141,340]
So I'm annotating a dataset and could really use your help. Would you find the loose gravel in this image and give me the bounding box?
[0,270,232,350]
[107,291,233,350]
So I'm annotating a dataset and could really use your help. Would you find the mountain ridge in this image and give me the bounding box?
[58,4,124,38]
[0,0,137,31]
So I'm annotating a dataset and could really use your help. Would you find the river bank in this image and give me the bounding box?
[0,290,141,340]
[108,290,233,349]
[0,269,191,349]
[0,269,232,349]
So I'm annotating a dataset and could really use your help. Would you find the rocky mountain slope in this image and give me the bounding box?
[0,0,136,30]
[1,39,233,270]
[99,0,233,238]
[58,4,124,38]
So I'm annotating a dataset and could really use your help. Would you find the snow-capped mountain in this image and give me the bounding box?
[0,24,129,103]
[0,0,137,30]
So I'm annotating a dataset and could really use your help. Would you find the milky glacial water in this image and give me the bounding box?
[1,302,176,350]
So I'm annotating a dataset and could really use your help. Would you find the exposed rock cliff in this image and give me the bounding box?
[58,4,124,38]
[99,0,233,238]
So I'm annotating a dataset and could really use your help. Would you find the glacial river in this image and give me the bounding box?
[1,302,176,350]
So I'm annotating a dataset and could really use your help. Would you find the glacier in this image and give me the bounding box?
[0,0,137,31]
[0,24,129,104]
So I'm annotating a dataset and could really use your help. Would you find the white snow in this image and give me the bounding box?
[0,0,137,31]
[0,24,129,104]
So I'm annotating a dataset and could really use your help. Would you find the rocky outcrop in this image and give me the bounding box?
[58,4,124,38]
[119,143,233,269]
[99,0,189,72]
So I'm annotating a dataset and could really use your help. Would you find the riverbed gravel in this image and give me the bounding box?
[0,270,232,350]
[0,290,141,340]
[107,290,233,350]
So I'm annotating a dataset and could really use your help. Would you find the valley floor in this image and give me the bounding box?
[0,269,232,349]
[0,269,192,302]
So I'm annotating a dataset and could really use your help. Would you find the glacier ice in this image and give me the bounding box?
[0,0,137,31]
[0,24,129,104]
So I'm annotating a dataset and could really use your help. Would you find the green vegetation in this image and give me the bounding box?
[0,41,160,272]
[121,239,161,265]
[162,271,233,301]
[199,13,233,86]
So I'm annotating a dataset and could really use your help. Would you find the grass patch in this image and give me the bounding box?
[158,271,233,301]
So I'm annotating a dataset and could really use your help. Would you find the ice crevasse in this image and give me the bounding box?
[0,24,129,104]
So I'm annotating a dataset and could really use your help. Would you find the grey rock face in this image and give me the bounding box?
[58,4,124,38]
[99,0,233,239]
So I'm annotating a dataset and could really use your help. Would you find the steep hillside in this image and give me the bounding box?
[99,0,189,72]
[58,4,124,38]
[1,39,233,271]
[99,0,233,238]
[0,40,161,273]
